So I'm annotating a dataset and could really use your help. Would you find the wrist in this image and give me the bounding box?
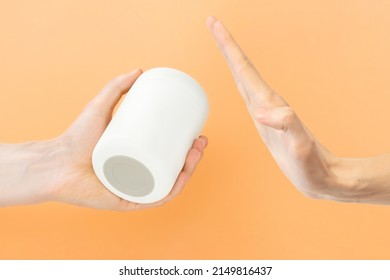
[326,156,359,202]
[0,138,65,206]
[328,156,384,203]
[34,138,68,203]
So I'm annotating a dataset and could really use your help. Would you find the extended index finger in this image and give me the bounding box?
[207,16,275,106]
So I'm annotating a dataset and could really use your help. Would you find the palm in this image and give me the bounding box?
[256,118,333,198]
[59,109,131,210]
[208,17,335,199]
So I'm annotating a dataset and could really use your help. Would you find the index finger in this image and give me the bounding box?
[93,69,143,116]
[207,16,274,105]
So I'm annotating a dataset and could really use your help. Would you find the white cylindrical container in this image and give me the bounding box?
[92,67,209,204]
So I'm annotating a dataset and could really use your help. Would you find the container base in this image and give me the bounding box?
[103,156,155,198]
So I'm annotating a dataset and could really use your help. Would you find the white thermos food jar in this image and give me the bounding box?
[92,67,209,203]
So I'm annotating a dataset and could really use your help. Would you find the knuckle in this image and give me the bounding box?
[253,107,267,123]
[253,114,263,124]
[281,107,296,129]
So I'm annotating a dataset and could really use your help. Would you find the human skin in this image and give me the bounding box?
[207,16,390,204]
[0,69,208,210]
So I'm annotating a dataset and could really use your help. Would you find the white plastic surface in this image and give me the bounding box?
[92,67,208,203]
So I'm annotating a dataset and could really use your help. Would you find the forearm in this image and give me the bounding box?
[0,139,62,207]
[331,154,390,204]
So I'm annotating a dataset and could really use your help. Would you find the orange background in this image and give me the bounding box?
[1,0,390,259]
